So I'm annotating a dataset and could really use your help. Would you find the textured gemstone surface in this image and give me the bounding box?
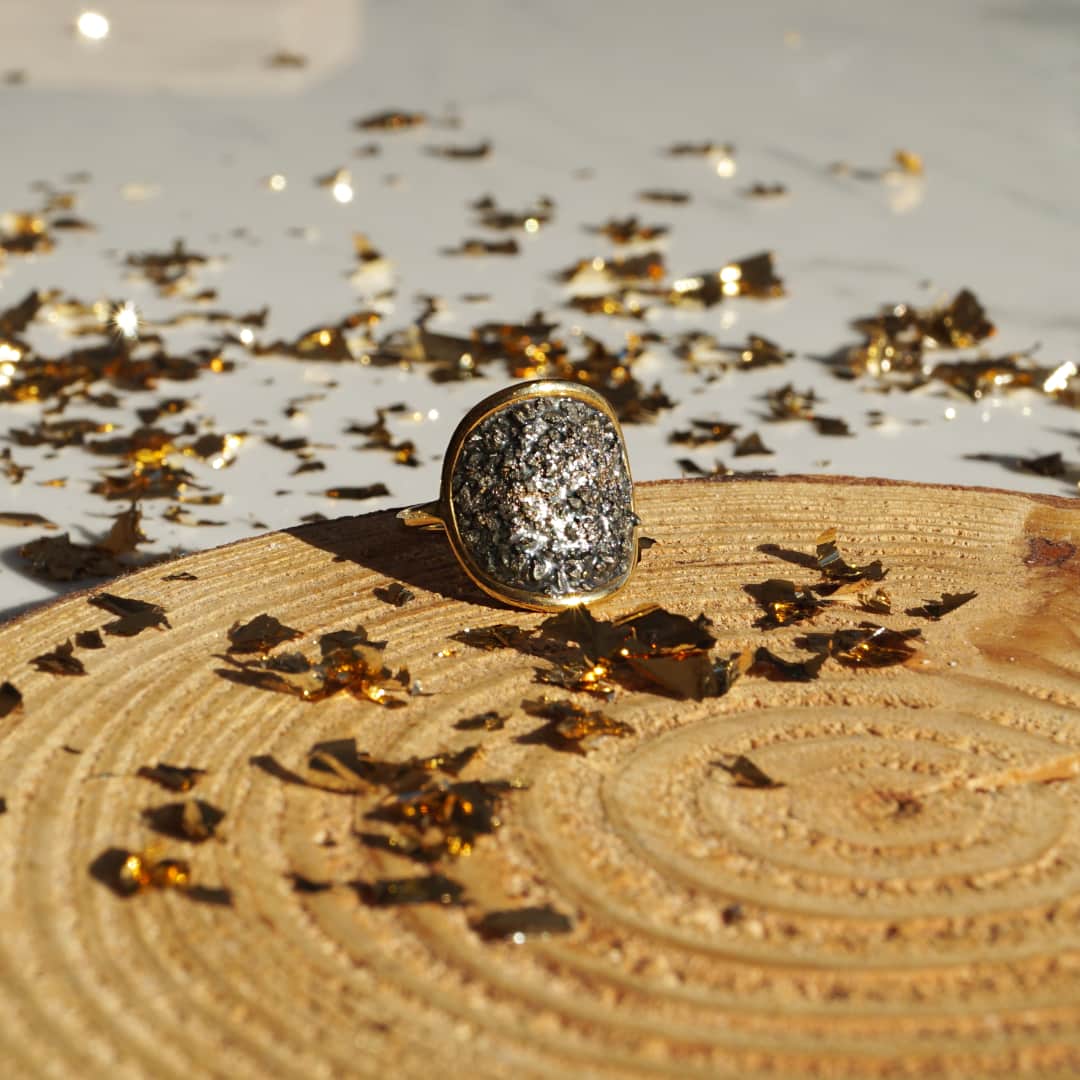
[450,396,635,596]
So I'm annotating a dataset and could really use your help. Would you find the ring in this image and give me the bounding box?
[399,379,640,612]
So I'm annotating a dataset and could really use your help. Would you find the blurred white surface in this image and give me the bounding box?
[0,0,1077,619]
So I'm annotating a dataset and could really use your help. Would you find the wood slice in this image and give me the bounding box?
[0,476,1078,1079]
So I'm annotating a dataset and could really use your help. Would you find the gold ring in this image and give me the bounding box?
[399,379,640,612]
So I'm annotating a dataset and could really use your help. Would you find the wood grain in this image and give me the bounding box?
[0,477,1078,1079]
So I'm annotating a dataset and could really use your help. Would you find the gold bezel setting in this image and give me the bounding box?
[400,380,639,612]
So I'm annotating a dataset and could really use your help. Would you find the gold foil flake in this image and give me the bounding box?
[743,183,788,199]
[125,240,209,297]
[667,252,785,306]
[358,874,464,906]
[142,799,225,842]
[1,450,29,484]
[0,681,22,718]
[346,408,421,466]
[116,848,191,894]
[97,505,149,557]
[0,210,53,257]
[921,289,994,349]
[764,383,819,421]
[266,51,307,68]
[745,579,828,628]
[471,194,554,231]
[162,506,224,527]
[88,592,172,636]
[219,629,409,706]
[19,532,126,581]
[30,640,86,677]
[893,149,924,176]
[638,189,691,204]
[74,629,105,649]
[669,419,739,447]
[455,710,508,732]
[452,624,540,653]
[323,484,390,500]
[442,237,519,256]
[253,313,378,362]
[558,251,666,287]
[539,605,632,662]
[906,591,977,620]
[0,289,45,337]
[797,623,922,667]
[427,141,491,160]
[533,604,743,701]
[11,418,113,448]
[628,649,750,701]
[355,110,427,132]
[676,458,776,479]
[471,905,573,943]
[814,527,886,583]
[136,762,206,792]
[825,583,893,615]
[716,754,784,789]
[521,699,634,754]
[751,645,827,682]
[92,462,200,501]
[732,432,774,457]
[841,290,997,383]
[0,512,57,529]
[588,217,669,245]
[565,293,647,319]
[227,614,303,654]
[374,582,415,607]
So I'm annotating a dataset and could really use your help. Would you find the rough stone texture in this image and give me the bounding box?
[450,396,635,596]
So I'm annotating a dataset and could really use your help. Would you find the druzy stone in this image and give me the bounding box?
[450,396,635,597]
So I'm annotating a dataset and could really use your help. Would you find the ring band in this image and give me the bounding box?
[399,379,640,612]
